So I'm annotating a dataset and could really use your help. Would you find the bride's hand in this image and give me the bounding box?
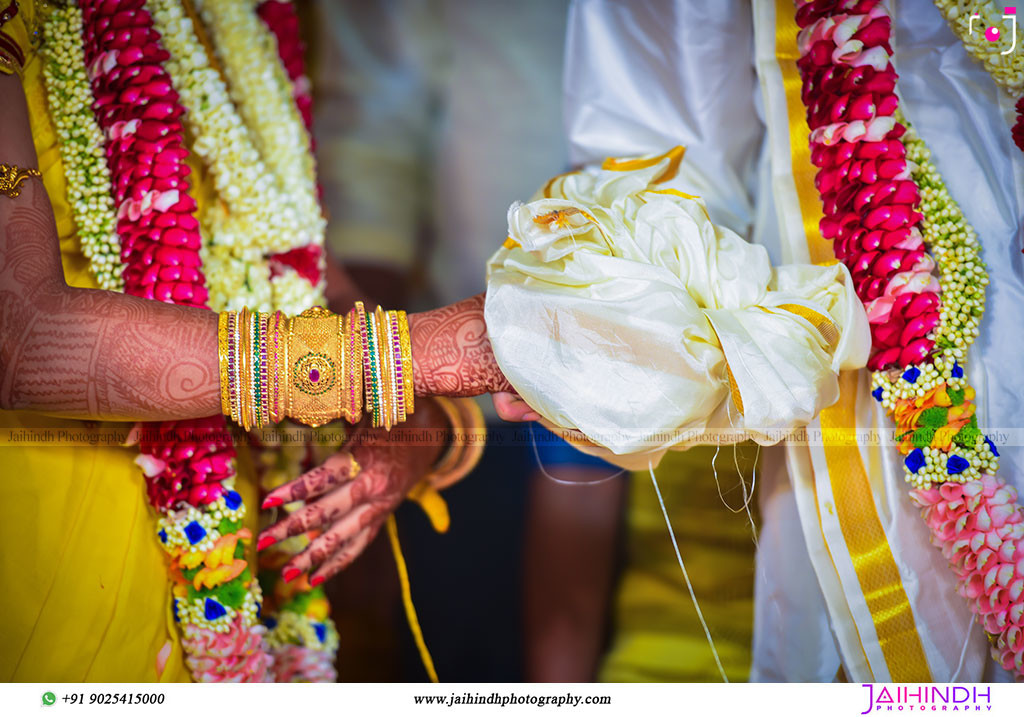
[409,293,540,422]
[256,404,447,584]
[409,293,513,397]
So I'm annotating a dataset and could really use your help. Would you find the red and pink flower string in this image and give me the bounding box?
[75,0,334,682]
[79,0,271,682]
[795,0,1024,678]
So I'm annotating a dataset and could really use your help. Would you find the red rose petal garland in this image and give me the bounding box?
[794,0,1024,679]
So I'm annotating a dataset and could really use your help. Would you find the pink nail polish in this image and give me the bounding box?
[282,567,300,583]
[257,534,276,551]
[262,495,283,509]
[310,574,325,587]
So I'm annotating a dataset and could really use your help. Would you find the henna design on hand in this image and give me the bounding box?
[0,184,222,419]
[264,410,448,580]
[409,293,512,397]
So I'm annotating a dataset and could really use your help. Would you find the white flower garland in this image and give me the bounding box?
[146,0,324,313]
[196,0,319,219]
[933,1,1024,97]
[40,5,123,291]
[869,115,998,487]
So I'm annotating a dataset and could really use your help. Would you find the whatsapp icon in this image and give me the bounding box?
[41,692,56,706]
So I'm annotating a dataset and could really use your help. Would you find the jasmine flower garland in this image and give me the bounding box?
[795,0,1024,679]
[40,5,123,290]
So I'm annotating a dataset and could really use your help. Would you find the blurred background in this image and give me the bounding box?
[301,0,761,683]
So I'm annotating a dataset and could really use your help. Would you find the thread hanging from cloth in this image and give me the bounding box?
[709,437,761,550]
[648,460,729,682]
[386,515,439,683]
[529,423,625,486]
[733,442,760,550]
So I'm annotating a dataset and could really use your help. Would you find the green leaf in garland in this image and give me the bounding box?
[953,416,982,449]
[186,567,252,608]
[947,388,965,406]
[233,540,245,559]
[281,588,316,615]
[919,406,949,429]
[218,517,243,534]
[911,426,935,449]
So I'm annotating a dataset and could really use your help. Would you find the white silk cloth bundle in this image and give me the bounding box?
[485,150,871,469]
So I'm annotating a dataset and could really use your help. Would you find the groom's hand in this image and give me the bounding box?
[257,403,447,584]
[493,391,540,422]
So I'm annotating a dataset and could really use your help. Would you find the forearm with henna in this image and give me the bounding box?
[409,293,512,397]
[0,78,221,421]
[0,184,220,421]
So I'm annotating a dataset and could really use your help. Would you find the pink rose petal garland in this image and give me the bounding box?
[794,0,1024,680]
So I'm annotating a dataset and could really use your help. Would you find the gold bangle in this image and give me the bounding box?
[342,309,350,426]
[0,163,41,198]
[238,308,251,431]
[448,398,486,486]
[285,306,345,427]
[217,311,230,417]
[398,311,414,416]
[430,397,464,477]
[432,398,486,490]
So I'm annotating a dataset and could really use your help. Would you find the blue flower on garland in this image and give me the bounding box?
[264,616,278,630]
[314,623,327,643]
[184,520,207,545]
[951,360,963,379]
[224,490,242,510]
[902,367,921,384]
[172,598,180,623]
[158,528,168,544]
[947,454,969,475]
[985,437,1000,457]
[872,386,884,402]
[204,597,227,621]
[905,448,926,473]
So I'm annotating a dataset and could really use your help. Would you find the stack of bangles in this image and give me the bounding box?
[218,302,414,430]
[0,1,25,81]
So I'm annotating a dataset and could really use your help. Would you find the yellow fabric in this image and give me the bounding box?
[772,0,932,682]
[818,374,932,681]
[0,2,258,682]
[599,447,758,682]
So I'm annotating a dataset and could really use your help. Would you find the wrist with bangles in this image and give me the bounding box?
[219,301,412,430]
[0,1,25,80]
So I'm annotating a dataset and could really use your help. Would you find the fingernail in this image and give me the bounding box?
[262,495,283,509]
[282,567,300,583]
[310,574,325,587]
[257,534,276,551]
